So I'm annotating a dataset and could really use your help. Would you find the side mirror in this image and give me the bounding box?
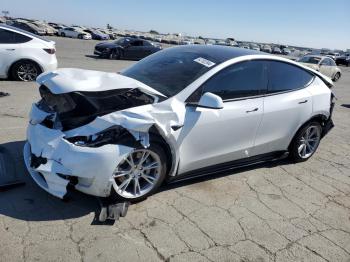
[196,92,224,109]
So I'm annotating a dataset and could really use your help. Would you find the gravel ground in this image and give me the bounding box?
[0,37,349,262]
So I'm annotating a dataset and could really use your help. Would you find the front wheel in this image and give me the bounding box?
[289,122,322,162]
[109,49,121,59]
[111,144,167,202]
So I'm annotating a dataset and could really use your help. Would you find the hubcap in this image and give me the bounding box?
[112,149,161,198]
[17,63,38,81]
[298,125,321,159]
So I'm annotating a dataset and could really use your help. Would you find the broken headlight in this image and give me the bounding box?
[65,126,137,148]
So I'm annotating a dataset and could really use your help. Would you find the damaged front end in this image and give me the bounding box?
[24,69,184,199]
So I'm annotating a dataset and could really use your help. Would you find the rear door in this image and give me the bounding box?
[178,60,268,174]
[252,60,314,156]
[0,28,32,78]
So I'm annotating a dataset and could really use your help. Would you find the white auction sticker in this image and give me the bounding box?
[194,57,216,68]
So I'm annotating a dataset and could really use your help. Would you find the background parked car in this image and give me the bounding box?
[31,20,57,35]
[84,29,109,40]
[249,43,260,51]
[58,27,91,39]
[0,24,57,81]
[7,20,46,35]
[273,46,282,54]
[261,45,272,53]
[94,37,162,60]
[335,53,350,67]
[298,55,341,81]
[326,52,340,61]
[282,48,291,55]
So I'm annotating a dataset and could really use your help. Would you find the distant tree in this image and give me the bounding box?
[149,30,159,35]
[198,36,204,39]
[107,24,113,29]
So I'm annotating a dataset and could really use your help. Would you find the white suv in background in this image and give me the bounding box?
[0,24,57,81]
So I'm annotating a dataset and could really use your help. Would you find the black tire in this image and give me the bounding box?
[78,34,83,39]
[11,60,42,82]
[110,143,167,202]
[333,72,341,82]
[289,121,322,162]
[109,49,121,60]
[61,32,65,37]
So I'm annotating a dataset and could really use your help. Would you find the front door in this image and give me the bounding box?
[177,60,268,174]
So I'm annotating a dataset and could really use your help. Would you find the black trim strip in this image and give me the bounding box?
[168,151,288,183]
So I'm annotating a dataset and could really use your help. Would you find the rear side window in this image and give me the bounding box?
[0,28,32,44]
[267,61,314,93]
[200,60,267,100]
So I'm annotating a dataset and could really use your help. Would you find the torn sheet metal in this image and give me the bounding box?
[24,69,187,199]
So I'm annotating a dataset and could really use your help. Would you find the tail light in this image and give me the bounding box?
[43,48,56,54]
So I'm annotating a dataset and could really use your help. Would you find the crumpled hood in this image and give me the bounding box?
[36,68,165,97]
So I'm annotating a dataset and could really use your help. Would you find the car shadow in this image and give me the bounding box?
[0,140,101,223]
[0,140,294,224]
[84,54,139,61]
[341,104,350,109]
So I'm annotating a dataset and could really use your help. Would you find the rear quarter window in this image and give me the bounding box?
[0,28,32,44]
[268,61,314,93]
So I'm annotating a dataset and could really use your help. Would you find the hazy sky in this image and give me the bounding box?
[1,0,349,49]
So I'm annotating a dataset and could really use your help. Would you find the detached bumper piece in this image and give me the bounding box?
[322,95,335,137]
[97,199,130,223]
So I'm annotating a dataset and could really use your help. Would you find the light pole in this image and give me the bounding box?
[2,10,10,18]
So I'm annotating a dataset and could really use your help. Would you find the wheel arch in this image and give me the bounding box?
[7,58,43,79]
[148,126,178,178]
[288,114,328,150]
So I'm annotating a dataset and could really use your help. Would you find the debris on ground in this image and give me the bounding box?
[0,92,10,98]
[0,146,25,191]
[96,197,130,223]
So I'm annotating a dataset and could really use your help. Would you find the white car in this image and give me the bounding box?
[24,46,335,201]
[298,55,342,82]
[0,24,57,81]
[58,27,91,39]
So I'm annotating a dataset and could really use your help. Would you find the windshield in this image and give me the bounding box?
[298,56,321,64]
[121,47,220,97]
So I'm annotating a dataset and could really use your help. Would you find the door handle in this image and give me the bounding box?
[298,100,308,104]
[6,49,15,51]
[246,108,258,113]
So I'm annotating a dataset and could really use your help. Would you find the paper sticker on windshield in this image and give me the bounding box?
[194,57,216,68]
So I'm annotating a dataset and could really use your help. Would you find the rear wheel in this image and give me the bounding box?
[11,60,41,81]
[333,72,341,82]
[289,122,322,162]
[111,144,167,202]
[60,32,65,37]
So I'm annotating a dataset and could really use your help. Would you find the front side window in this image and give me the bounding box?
[0,28,31,44]
[268,61,314,93]
[199,61,267,100]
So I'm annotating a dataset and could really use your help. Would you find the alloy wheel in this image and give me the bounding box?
[16,63,38,81]
[297,125,321,159]
[112,149,162,199]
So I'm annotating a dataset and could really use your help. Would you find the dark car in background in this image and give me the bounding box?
[335,53,350,67]
[94,37,162,60]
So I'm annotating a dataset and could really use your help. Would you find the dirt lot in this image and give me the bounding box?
[0,37,350,262]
